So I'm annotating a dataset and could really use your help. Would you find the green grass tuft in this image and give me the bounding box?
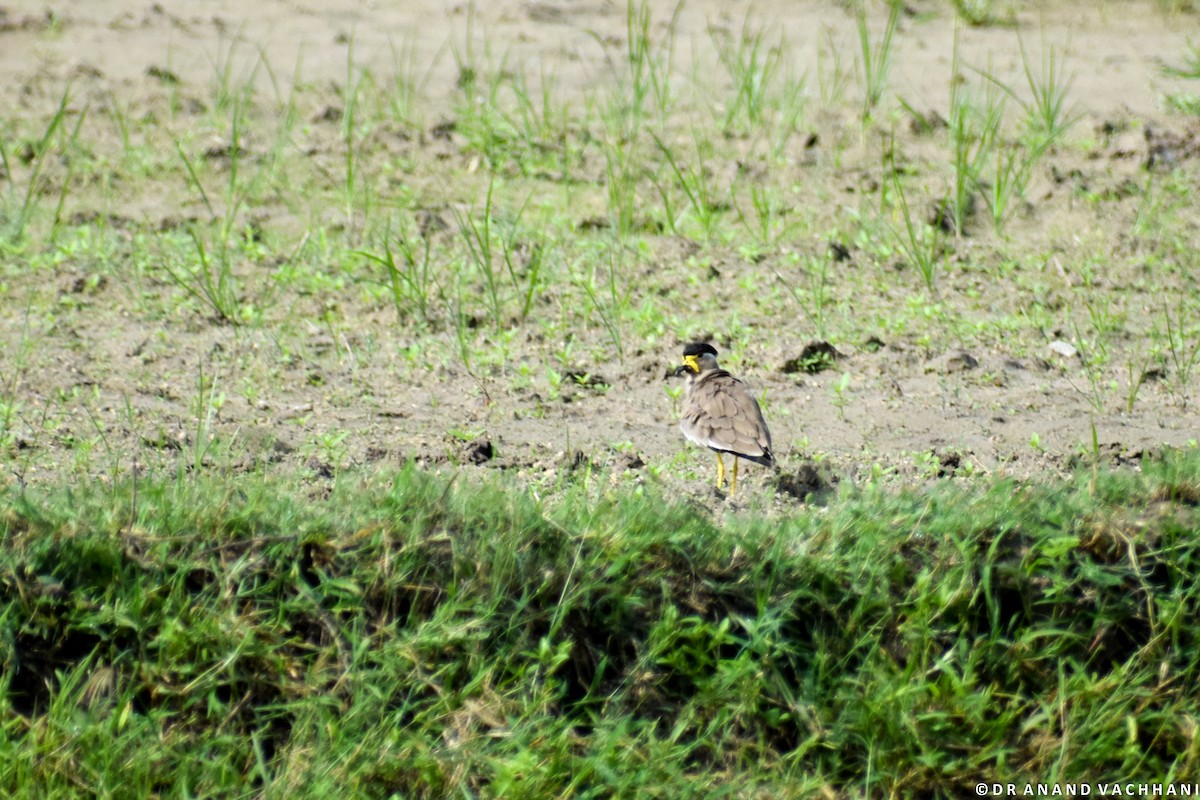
[5,453,1200,795]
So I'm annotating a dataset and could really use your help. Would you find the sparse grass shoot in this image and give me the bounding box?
[853,0,902,121]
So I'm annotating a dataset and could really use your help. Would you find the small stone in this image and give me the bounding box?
[1048,340,1078,359]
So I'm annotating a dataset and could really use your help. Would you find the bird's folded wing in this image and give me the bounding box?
[683,374,772,459]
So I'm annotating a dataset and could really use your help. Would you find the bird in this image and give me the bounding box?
[672,342,774,494]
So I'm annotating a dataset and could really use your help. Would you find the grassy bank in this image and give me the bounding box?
[3,452,1200,797]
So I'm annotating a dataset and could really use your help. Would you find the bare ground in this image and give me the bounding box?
[3,0,1200,507]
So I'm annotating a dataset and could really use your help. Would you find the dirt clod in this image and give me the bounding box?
[927,351,978,374]
[146,65,179,84]
[782,341,843,375]
[465,439,495,465]
[774,462,834,503]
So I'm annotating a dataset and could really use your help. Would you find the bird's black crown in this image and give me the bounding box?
[682,342,718,357]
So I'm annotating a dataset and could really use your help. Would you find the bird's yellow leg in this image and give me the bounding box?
[730,456,739,495]
[715,452,725,489]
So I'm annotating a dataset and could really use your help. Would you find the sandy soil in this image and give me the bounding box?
[3,0,1200,505]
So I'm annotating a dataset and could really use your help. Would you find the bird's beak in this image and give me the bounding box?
[669,354,700,379]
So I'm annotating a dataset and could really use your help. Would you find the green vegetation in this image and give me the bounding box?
[3,3,1200,793]
[853,0,902,121]
[4,452,1200,796]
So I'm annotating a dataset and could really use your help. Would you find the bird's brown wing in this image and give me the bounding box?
[680,370,774,465]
